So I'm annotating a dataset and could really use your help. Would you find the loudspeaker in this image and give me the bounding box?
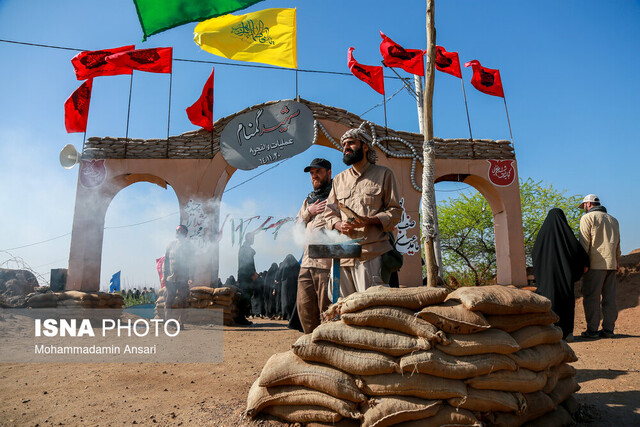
[59,144,80,169]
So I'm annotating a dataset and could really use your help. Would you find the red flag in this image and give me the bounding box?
[64,79,93,133]
[186,68,214,131]
[106,47,173,73]
[435,46,462,78]
[379,31,425,76]
[348,47,385,95]
[464,60,504,97]
[71,45,135,80]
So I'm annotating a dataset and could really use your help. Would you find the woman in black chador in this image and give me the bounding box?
[533,208,590,340]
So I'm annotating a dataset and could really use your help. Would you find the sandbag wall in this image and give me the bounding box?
[154,286,240,326]
[26,289,125,309]
[247,285,580,426]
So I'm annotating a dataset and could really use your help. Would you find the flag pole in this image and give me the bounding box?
[503,94,515,151]
[382,92,388,135]
[124,72,134,158]
[167,71,173,140]
[461,78,473,140]
[295,68,300,102]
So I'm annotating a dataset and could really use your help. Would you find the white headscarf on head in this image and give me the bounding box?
[340,127,378,164]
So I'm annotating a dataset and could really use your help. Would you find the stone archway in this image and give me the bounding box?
[67,99,526,291]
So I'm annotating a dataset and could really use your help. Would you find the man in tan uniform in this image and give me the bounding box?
[325,128,402,295]
[578,194,621,339]
[296,158,333,333]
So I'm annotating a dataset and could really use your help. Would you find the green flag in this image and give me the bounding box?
[133,0,266,41]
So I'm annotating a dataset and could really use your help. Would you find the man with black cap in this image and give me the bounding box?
[296,158,332,333]
[163,225,194,329]
[325,127,402,295]
[578,194,621,339]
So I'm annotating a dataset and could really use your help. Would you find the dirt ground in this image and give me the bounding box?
[0,258,638,426]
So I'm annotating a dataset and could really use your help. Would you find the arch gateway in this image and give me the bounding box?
[66,99,527,291]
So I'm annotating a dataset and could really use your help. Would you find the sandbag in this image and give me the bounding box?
[417,301,491,334]
[258,352,366,403]
[394,406,480,426]
[292,334,400,375]
[245,380,361,419]
[522,405,575,427]
[356,372,466,400]
[542,365,561,394]
[340,306,443,341]
[361,396,441,427]
[448,389,525,413]
[557,363,577,379]
[400,349,518,379]
[510,325,563,349]
[548,377,580,405]
[508,342,570,372]
[445,285,552,315]
[485,311,560,333]
[312,322,430,357]
[437,329,520,356]
[262,405,343,423]
[340,286,448,314]
[488,391,556,427]
[465,368,548,393]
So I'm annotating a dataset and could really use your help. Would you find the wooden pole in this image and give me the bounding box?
[421,0,439,287]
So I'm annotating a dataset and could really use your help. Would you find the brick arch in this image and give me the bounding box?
[68,99,525,290]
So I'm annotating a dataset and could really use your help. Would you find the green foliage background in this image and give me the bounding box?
[436,178,583,286]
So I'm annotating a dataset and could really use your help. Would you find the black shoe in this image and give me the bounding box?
[599,329,615,338]
[581,330,599,339]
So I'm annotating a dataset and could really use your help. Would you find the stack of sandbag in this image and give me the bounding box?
[25,289,124,309]
[435,285,580,426]
[154,286,240,326]
[247,285,580,426]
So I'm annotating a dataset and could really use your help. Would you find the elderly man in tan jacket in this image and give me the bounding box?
[578,194,621,339]
[325,127,402,296]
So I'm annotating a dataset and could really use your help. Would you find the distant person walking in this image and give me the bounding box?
[163,225,194,329]
[533,208,590,341]
[578,194,621,339]
[236,232,258,325]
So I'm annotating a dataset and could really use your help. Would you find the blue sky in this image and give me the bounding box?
[0,1,638,290]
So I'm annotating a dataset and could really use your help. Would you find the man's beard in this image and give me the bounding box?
[312,176,329,190]
[343,146,364,165]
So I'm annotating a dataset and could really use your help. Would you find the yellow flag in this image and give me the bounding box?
[194,8,297,69]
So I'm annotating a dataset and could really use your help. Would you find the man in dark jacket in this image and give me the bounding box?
[163,225,194,329]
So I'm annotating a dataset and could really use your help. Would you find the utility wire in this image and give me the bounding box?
[0,38,406,81]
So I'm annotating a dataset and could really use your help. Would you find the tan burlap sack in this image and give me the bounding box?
[557,363,577,379]
[245,379,361,419]
[417,300,491,334]
[393,405,480,426]
[157,287,166,296]
[488,391,555,427]
[261,405,343,423]
[340,306,443,342]
[485,311,560,333]
[400,349,518,379]
[292,334,400,375]
[156,296,165,304]
[57,299,93,308]
[356,372,466,400]
[56,290,86,300]
[508,342,570,372]
[542,365,560,394]
[522,405,574,427]
[340,286,448,314]
[362,396,441,427]
[448,389,525,413]
[436,329,520,356]
[548,377,580,405]
[445,285,551,315]
[465,368,548,393]
[155,302,165,309]
[190,299,210,309]
[258,352,366,403]
[511,325,563,349]
[312,322,431,357]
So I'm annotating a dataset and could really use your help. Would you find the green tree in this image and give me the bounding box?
[437,178,583,286]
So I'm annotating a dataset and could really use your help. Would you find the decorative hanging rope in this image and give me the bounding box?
[316,121,424,192]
